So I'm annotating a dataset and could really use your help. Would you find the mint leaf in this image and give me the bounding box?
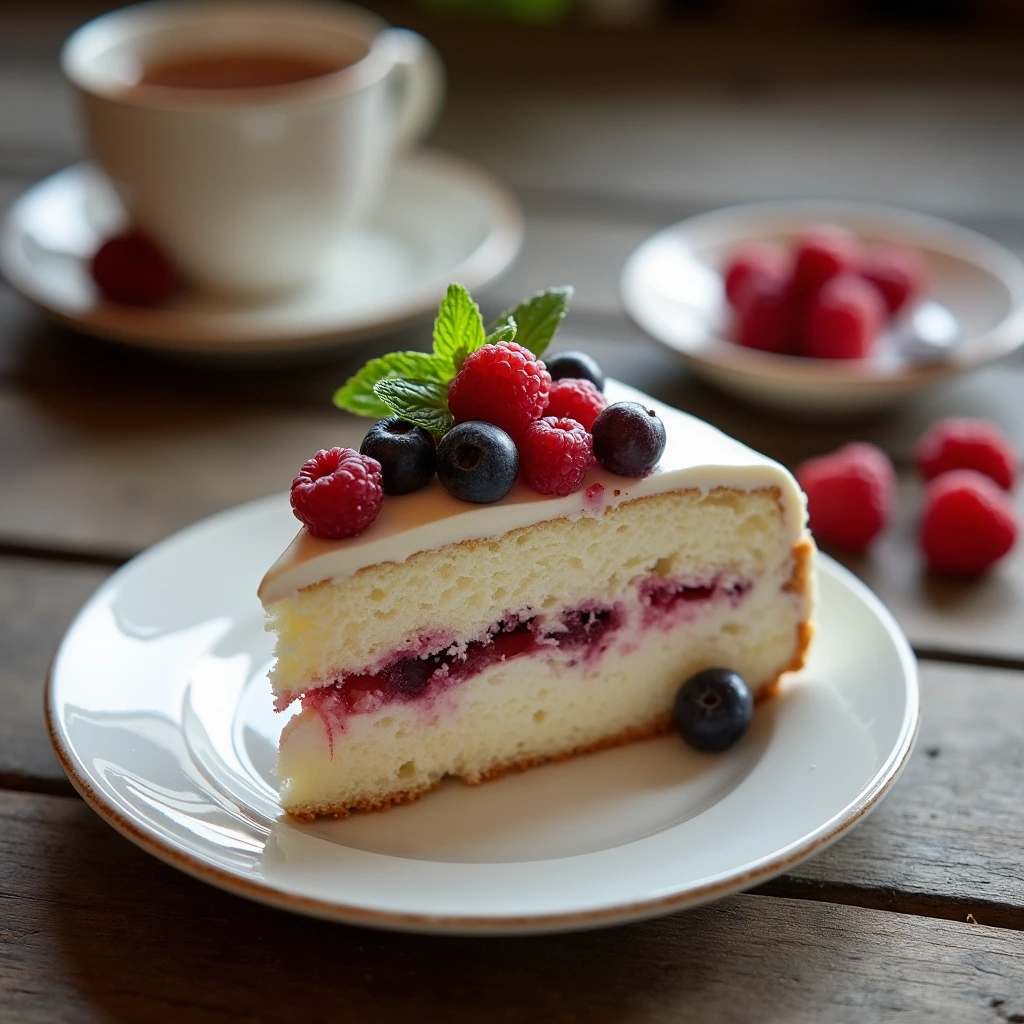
[485,315,517,346]
[373,377,454,435]
[492,286,573,359]
[333,352,444,418]
[432,283,486,375]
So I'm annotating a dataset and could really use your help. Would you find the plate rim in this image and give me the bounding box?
[45,500,920,936]
[0,150,524,356]
[621,197,1024,389]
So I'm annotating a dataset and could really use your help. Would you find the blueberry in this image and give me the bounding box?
[387,657,436,698]
[436,421,519,503]
[672,668,754,753]
[545,350,606,392]
[591,402,666,477]
[360,418,436,495]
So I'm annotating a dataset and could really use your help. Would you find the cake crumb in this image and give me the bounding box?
[966,913,979,925]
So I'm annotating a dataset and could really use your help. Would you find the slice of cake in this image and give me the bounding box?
[260,377,814,819]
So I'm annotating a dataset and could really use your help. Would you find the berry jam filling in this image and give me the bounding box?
[304,605,622,720]
[302,575,751,723]
[638,575,751,628]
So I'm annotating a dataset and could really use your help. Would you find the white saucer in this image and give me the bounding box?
[0,151,523,357]
[47,492,918,935]
[621,200,1024,416]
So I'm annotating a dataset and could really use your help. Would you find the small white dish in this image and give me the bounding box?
[47,492,918,935]
[0,151,523,357]
[621,200,1024,415]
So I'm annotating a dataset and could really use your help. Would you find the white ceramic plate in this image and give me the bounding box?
[621,200,1024,415]
[47,493,918,935]
[0,151,523,357]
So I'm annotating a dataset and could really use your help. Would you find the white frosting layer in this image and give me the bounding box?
[258,381,806,606]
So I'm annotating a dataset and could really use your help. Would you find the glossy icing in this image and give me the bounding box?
[258,381,806,605]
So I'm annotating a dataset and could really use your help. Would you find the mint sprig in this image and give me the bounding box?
[485,314,517,346]
[372,378,454,435]
[491,286,573,359]
[333,351,445,418]
[432,283,488,376]
[333,283,572,435]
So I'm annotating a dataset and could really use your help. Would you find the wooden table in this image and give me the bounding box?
[3,7,1024,1021]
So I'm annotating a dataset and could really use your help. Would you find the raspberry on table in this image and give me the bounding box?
[734,275,796,355]
[90,230,178,307]
[796,442,895,552]
[723,241,789,312]
[290,447,383,539]
[920,469,1018,576]
[790,225,860,299]
[803,273,885,360]
[544,378,607,430]
[520,417,594,496]
[860,244,926,317]
[916,417,1017,492]
[448,341,551,442]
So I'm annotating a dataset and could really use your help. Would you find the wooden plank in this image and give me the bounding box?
[0,556,108,795]
[5,48,1024,225]
[0,371,1022,658]
[436,86,1024,222]
[773,662,1024,927]
[4,1,1024,81]
[2,185,1024,436]
[1,790,1022,1024]
[0,65,75,173]
[3,556,1023,921]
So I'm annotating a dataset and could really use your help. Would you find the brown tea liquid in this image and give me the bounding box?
[140,51,347,89]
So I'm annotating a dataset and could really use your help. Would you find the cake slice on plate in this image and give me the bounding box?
[259,285,814,819]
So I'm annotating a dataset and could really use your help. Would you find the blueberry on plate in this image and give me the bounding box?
[591,401,666,477]
[436,421,519,503]
[544,350,606,392]
[360,418,436,495]
[672,668,754,753]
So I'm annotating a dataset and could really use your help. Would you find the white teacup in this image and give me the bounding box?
[62,0,444,295]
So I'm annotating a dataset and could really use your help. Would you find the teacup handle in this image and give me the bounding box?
[379,28,445,150]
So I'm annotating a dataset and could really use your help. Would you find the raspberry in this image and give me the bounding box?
[290,447,383,539]
[734,275,796,355]
[544,378,607,430]
[860,244,926,316]
[804,273,884,360]
[90,230,178,306]
[448,341,551,442]
[790,225,860,299]
[920,470,1018,576]
[796,443,895,552]
[915,417,1016,491]
[723,242,789,311]
[520,417,593,496]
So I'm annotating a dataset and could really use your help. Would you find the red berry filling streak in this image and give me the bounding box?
[284,572,755,740]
